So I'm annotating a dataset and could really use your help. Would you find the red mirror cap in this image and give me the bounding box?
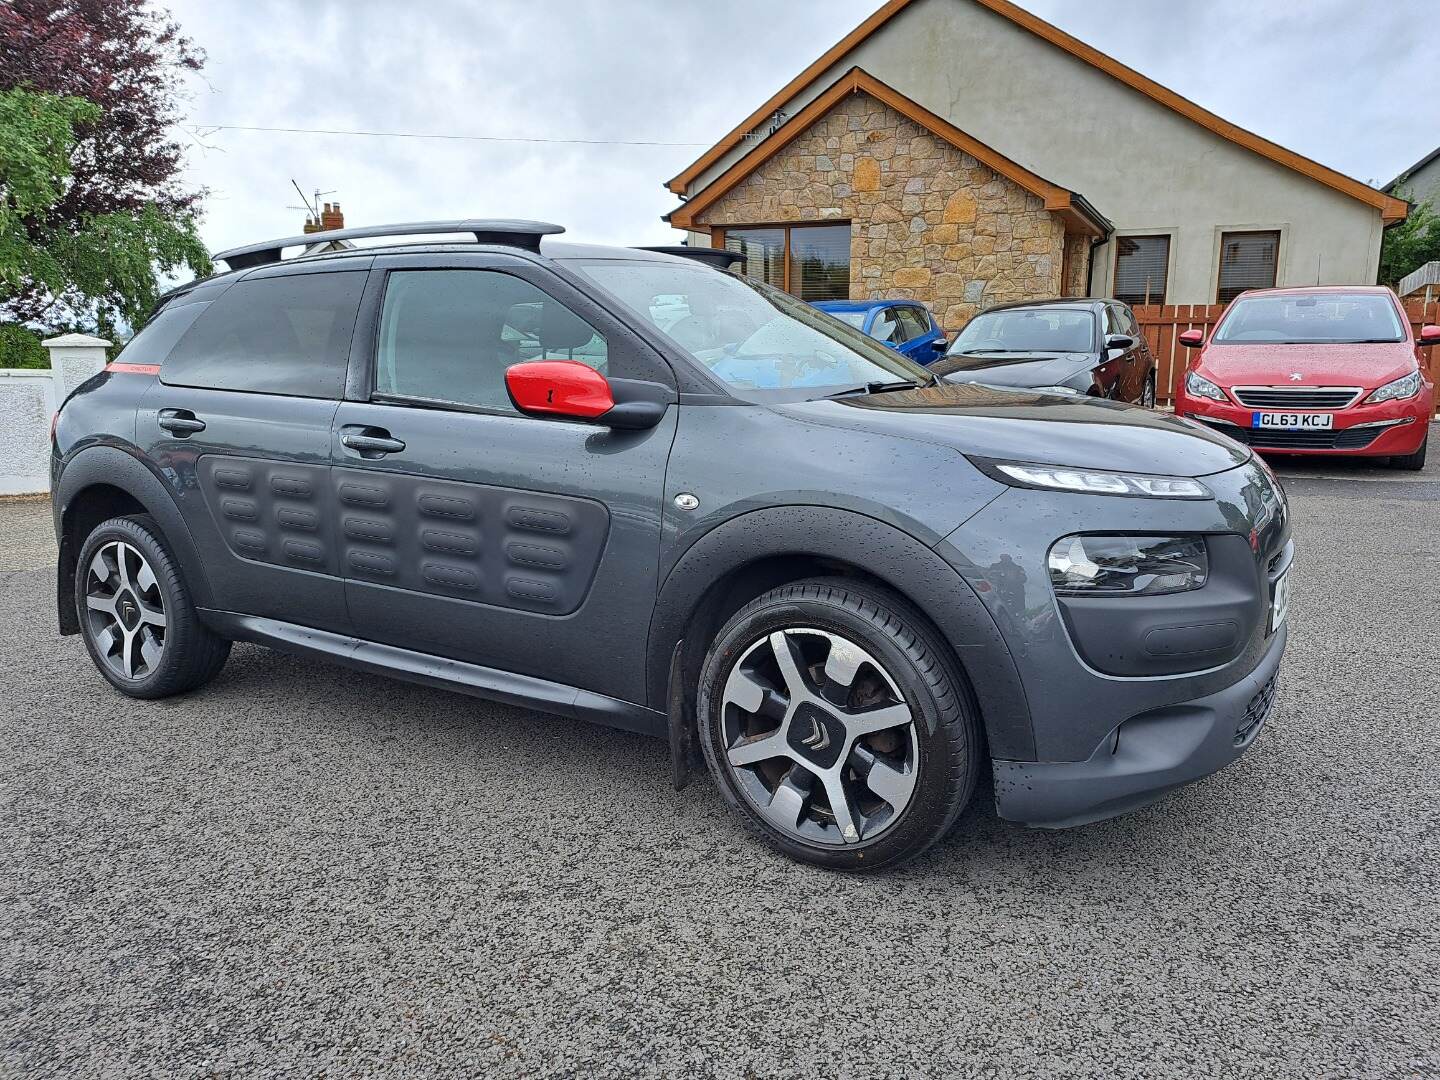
[505,360,614,419]
[1418,324,1440,346]
[1178,329,1205,348]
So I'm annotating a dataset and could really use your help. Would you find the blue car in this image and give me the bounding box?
[812,299,948,364]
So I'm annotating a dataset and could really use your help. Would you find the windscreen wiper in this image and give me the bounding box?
[825,379,927,398]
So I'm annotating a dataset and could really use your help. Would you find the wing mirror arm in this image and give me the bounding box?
[600,378,674,429]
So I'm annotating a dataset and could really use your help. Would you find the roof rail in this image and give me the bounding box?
[213,219,565,271]
[637,245,745,270]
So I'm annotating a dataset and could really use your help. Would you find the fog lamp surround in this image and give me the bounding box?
[1048,534,1209,596]
[972,457,1212,499]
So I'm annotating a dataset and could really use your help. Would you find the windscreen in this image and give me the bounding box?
[948,308,1095,356]
[1212,293,1405,344]
[829,311,868,330]
[566,259,930,400]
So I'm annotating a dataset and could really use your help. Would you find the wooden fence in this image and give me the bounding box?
[1134,299,1440,415]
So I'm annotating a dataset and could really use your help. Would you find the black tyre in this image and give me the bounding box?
[697,577,981,871]
[75,514,230,699]
[1141,370,1157,409]
[1390,435,1427,471]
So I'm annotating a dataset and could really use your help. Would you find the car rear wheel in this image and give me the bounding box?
[76,515,230,699]
[1390,435,1427,471]
[697,578,981,871]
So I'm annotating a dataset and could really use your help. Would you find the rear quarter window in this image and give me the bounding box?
[112,302,210,366]
[162,271,366,397]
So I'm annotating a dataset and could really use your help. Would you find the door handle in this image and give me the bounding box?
[157,409,206,435]
[340,429,406,456]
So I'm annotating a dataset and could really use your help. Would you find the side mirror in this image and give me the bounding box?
[1105,334,1136,351]
[1178,329,1205,348]
[1419,324,1440,347]
[931,337,948,353]
[505,360,669,429]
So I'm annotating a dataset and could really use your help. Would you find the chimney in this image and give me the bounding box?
[320,202,344,231]
[302,215,321,234]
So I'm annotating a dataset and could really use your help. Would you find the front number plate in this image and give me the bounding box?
[1270,570,1290,633]
[1253,412,1333,430]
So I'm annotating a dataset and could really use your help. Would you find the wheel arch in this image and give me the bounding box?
[649,505,1035,761]
[55,446,214,635]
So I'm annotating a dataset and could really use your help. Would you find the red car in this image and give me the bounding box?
[1174,286,1436,470]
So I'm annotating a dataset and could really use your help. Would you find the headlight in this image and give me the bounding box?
[1030,385,1081,396]
[1048,534,1209,596]
[1185,371,1228,402]
[1364,369,1421,404]
[972,458,1212,499]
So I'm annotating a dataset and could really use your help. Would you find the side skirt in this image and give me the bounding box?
[199,609,667,738]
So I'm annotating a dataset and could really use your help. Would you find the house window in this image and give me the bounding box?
[723,224,850,301]
[1217,230,1280,303]
[1112,235,1169,307]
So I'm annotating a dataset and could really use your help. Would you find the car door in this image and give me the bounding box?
[869,306,907,353]
[1102,302,1143,401]
[330,252,677,707]
[137,261,370,634]
[895,305,942,364]
[1116,302,1156,402]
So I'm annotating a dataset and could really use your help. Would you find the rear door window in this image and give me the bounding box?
[374,270,608,413]
[162,271,366,398]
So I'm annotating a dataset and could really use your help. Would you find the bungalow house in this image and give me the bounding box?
[663,0,1406,330]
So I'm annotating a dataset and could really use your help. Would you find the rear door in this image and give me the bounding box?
[138,260,369,633]
[330,252,677,706]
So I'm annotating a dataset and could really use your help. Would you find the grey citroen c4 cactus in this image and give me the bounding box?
[50,220,1291,870]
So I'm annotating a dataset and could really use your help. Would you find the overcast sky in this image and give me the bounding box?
[167,0,1438,255]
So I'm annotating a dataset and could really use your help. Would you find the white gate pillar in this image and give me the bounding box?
[41,333,112,396]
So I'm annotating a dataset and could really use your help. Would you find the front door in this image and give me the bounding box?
[1103,302,1144,401]
[894,305,943,364]
[331,253,677,706]
[138,264,369,634]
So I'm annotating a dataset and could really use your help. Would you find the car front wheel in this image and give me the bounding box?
[1141,371,1157,408]
[1390,435,1427,471]
[75,515,230,699]
[697,578,981,870]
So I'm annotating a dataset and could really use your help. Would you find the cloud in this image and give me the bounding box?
[168,0,1436,255]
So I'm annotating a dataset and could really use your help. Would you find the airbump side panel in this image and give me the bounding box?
[198,457,339,575]
[333,467,609,615]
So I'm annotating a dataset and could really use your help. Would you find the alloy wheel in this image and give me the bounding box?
[83,541,167,681]
[719,627,918,846]
[1142,375,1157,408]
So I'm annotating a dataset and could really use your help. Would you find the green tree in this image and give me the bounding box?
[0,86,209,356]
[1378,189,1440,290]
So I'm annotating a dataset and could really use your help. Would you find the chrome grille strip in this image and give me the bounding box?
[1231,385,1362,409]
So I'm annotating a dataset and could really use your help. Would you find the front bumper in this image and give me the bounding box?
[993,622,1285,828]
[1175,385,1432,456]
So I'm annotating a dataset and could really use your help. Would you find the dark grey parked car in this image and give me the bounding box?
[934,297,1159,406]
[51,220,1291,870]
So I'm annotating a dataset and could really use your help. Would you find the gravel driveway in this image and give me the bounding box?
[1,448,1438,1079]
